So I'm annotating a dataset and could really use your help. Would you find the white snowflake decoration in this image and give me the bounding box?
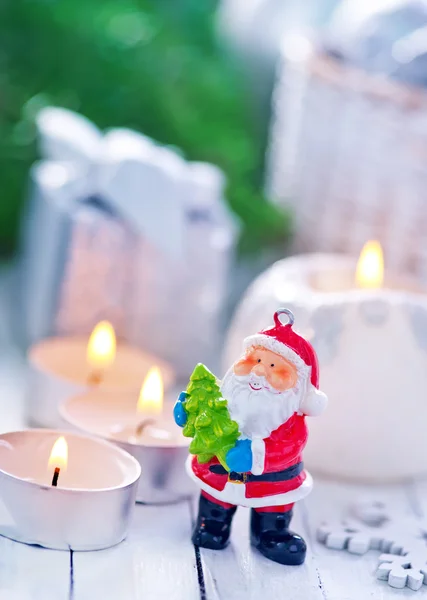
[377,552,427,591]
[317,500,427,591]
[317,520,384,555]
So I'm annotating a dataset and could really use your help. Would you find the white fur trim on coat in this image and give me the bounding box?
[251,438,265,475]
[244,334,310,379]
[300,387,328,417]
[186,456,313,507]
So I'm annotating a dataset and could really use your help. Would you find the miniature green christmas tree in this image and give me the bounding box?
[183,363,240,470]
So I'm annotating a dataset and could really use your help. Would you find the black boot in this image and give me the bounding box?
[192,494,237,550]
[250,508,306,565]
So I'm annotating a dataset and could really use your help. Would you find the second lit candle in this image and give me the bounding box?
[61,367,194,503]
[27,321,175,428]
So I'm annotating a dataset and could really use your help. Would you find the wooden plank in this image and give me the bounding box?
[303,478,427,600]
[0,537,71,600]
[194,495,324,600]
[72,501,201,600]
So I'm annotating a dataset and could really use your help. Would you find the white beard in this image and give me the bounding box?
[220,368,303,439]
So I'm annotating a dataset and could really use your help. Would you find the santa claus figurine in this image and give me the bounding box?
[174,308,327,565]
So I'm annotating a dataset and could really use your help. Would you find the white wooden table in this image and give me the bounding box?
[2,354,427,599]
[1,271,427,599]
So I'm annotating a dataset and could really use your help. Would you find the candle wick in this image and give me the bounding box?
[135,418,156,437]
[88,370,103,386]
[51,467,60,487]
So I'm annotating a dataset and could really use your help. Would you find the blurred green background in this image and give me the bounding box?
[0,0,290,257]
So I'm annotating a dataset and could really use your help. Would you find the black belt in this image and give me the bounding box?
[209,461,303,483]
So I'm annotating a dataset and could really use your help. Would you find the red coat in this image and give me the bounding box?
[186,414,313,508]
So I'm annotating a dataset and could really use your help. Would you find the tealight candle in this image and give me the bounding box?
[61,367,194,503]
[0,429,140,550]
[27,321,175,428]
[224,242,427,482]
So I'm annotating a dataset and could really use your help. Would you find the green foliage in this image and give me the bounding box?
[0,0,290,256]
[183,363,239,470]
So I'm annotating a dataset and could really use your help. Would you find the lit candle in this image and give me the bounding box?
[61,368,193,503]
[224,246,427,482]
[109,367,177,444]
[86,321,117,385]
[27,321,175,428]
[355,241,384,289]
[48,436,67,486]
[134,366,164,437]
[0,430,140,550]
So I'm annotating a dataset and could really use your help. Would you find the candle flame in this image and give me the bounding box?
[87,321,116,370]
[137,367,163,415]
[356,241,384,289]
[48,436,68,471]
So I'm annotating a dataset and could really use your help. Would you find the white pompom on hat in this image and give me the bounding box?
[243,308,328,416]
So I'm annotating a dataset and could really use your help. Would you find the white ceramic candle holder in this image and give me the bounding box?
[0,429,140,550]
[224,254,427,482]
[27,337,174,428]
[61,392,195,503]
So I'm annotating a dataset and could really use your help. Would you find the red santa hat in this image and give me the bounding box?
[243,308,328,417]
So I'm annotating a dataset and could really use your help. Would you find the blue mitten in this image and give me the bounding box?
[173,391,188,427]
[226,439,252,473]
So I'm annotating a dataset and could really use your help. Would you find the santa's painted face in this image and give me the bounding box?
[221,346,304,439]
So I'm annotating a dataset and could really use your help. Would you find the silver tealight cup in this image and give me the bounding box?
[61,391,196,503]
[0,429,141,550]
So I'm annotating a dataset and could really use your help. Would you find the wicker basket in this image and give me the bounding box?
[267,46,427,281]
